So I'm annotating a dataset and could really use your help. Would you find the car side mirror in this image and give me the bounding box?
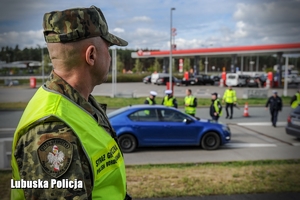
[183,118,193,124]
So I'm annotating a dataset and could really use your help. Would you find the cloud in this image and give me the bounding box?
[112,28,125,33]
[229,1,300,45]
[0,30,45,49]
[131,16,152,23]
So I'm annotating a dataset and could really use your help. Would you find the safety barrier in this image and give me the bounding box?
[242,88,268,99]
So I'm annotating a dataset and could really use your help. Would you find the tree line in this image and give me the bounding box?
[1,45,299,75]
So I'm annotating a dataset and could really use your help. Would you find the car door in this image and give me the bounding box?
[128,108,164,146]
[157,108,202,145]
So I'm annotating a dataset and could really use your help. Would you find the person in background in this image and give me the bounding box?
[184,89,197,117]
[11,5,131,200]
[290,89,300,109]
[144,91,157,105]
[222,85,237,119]
[265,90,283,127]
[210,92,222,122]
[162,90,178,108]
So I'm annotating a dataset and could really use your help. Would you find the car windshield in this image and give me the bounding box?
[107,107,129,118]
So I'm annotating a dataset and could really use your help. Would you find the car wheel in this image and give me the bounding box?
[201,132,220,150]
[118,134,137,153]
[211,82,214,85]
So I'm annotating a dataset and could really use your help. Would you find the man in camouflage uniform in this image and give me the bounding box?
[11,5,131,200]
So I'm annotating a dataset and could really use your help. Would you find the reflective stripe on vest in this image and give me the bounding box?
[11,87,126,200]
[291,93,300,109]
[184,96,196,114]
[214,99,223,116]
[163,96,174,107]
[223,89,236,103]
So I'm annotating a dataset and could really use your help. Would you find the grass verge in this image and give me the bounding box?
[0,96,292,110]
[2,160,300,199]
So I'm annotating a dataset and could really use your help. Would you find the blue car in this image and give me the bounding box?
[108,105,231,153]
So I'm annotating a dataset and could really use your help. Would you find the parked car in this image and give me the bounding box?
[181,74,215,86]
[143,75,151,84]
[282,74,300,85]
[151,73,169,84]
[108,105,231,152]
[286,105,300,139]
[235,75,250,87]
[246,75,266,87]
[156,76,181,86]
[246,77,260,87]
[211,75,221,82]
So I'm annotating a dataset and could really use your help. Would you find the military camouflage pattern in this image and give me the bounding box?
[43,5,128,46]
[14,71,118,199]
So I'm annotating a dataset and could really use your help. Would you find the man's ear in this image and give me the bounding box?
[85,45,96,66]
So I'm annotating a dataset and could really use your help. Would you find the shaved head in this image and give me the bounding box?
[47,37,101,71]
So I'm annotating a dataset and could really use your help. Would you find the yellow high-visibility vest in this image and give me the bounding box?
[291,93,300,109]
[184,96,196,114]
[223,89,237,103]
[11,87,126,200]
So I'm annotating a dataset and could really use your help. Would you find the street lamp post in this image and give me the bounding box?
[169,7,175,90]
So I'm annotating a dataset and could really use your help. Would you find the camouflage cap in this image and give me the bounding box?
[43,5,128,46]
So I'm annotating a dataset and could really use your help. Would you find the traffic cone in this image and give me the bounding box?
[243,102,249,117]
[219,79,224,87]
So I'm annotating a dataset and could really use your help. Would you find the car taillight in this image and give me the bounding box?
[287,115,291,123]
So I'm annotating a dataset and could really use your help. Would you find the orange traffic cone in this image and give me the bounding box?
[243,102,249,117]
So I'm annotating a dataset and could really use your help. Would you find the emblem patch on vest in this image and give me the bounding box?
[37,138,73,178]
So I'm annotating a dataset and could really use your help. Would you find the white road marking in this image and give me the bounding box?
[236,122,287,126]
[224,143,277,148]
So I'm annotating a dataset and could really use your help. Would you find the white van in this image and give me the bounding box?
[226,73,238,86]
[151,73,169,84]
[225,73,250,87]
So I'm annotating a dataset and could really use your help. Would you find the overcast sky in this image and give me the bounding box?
[0,0,300,50]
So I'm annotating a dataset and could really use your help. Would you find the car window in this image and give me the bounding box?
[228,75,236,79]
[108,107,128,118]
[128,109,159,122]
[159,108,188,122]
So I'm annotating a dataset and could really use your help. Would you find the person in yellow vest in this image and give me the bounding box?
[144,91,157,105]
[184,89,197,117]
[11,6,131,200]
[290,89,300,109]
[210,92,223,121]
[222,85,237,119]
[162,90,178,108]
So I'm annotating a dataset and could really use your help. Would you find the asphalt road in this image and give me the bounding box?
[0,82,299,102]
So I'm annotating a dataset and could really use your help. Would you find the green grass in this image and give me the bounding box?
[0,96,292,110]
[3,160,300,199]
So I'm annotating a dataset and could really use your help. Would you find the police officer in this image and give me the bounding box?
[144,91,157,105]
[11,6,131,200]
[222,85,237,119]
[184,89,197,116]
[290,89,300,109]
[210,92,223,121]
[265,90,283,127]
[162,90,178,108]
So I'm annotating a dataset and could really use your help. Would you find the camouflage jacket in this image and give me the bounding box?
[14,71,117,200]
